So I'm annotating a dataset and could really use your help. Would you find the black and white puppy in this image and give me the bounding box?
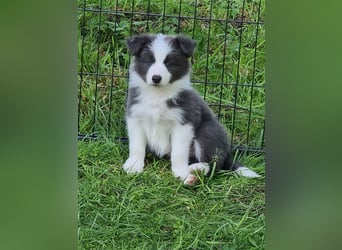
[123,34,260,185]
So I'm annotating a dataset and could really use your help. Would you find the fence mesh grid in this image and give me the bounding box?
[78,0,265,153]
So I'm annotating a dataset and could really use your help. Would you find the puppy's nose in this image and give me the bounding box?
[152,75,162,84]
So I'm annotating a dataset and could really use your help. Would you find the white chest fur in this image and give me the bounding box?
[129,88,184,157]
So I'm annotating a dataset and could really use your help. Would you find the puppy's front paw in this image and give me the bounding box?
[123,158,144,173]
[172,166,189,181]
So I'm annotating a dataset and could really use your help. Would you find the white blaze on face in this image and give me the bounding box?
[147,34,172,86]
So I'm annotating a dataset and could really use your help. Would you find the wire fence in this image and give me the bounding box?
[78,0,265,154]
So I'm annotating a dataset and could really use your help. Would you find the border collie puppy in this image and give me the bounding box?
[123,34,260,185]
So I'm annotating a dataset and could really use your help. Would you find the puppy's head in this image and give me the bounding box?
[127,34,196,87]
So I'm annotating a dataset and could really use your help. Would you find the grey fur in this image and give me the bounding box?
[169,36,197,58]
[167,89,235,171]
[125,86,140,116]
[126,35,154,56]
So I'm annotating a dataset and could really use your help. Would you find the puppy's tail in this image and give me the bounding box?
[230,162,261,178]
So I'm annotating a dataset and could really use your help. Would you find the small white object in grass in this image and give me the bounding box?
[235,166,261,178]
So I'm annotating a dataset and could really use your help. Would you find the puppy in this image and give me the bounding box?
[123,34,260,185]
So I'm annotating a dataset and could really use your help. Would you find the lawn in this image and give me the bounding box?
[78,0,265,249]
[78,140,265,249]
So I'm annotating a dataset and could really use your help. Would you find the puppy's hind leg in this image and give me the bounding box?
[183,163,210,185]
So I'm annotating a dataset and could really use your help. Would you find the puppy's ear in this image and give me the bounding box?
[126,35,153,56]
[173,36,197,57]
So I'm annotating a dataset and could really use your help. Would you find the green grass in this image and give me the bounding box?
[78,140,265,249]
[78,0,265,249]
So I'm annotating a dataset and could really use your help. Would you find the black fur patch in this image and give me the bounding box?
[134,48,155,82]
[126,86,140,116]
[126,35,154,56]
[169,36,197,58]
[164,51,190,83]
[166,36,196,83]
[167,89,233,170]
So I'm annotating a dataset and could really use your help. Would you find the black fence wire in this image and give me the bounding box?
[78,0,265,154]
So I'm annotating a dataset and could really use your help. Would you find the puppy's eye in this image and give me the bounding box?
[164,59,175,66]
[143,55,155,63]
[138,50,155,63]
